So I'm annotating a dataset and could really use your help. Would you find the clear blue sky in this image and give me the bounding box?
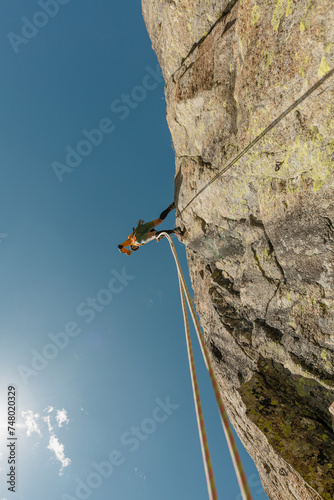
[0,1,268,499]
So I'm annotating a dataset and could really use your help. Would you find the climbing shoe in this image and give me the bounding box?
[174,226,185,237]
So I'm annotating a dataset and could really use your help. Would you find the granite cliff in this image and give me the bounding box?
[142,1,334,498]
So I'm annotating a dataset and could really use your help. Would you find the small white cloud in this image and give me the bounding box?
[22,407,72,476]
[43,416,53,432]
[47,435,71,475]
[21,411,41,437]
[56,409,69,428]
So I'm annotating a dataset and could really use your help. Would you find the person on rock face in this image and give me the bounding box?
[118,202,180,256]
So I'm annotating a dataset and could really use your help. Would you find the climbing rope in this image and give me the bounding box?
[160,232,253,500]
[177,67,334,217]
[178,266,218,500]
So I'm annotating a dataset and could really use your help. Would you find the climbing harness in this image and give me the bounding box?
[177,67,334,218]
[159,232,253,500]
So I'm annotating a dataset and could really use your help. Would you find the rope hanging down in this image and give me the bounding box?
[178,265,218,500]
[160,232,253,500]
[177,67,334,217]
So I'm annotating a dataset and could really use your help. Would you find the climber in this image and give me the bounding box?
[118,202,180,255]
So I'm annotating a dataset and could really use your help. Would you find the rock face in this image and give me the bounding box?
[142,1,334,498]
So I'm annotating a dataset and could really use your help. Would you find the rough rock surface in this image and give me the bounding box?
[142,1,334,498]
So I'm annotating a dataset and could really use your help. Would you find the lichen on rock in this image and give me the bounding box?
[142,0,334,498]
